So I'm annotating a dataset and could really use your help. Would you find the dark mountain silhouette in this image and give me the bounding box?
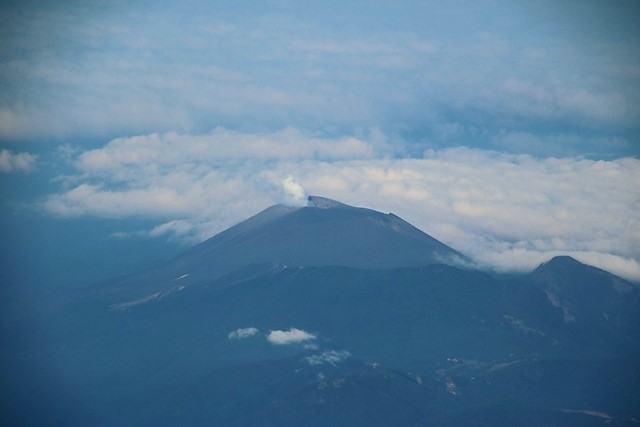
[2,198,639,426]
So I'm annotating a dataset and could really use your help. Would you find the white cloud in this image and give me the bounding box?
[109,220,195,243]
[43,184,190,218]
[266,328,316,345]
[149,220,194,240]
[42,129,640,281]
[0,149,37,173]
[305,350,351,366]
[76,128,376,173]
[228,327,259,340]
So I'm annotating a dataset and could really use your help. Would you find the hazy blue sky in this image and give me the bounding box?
[1,0,639,286]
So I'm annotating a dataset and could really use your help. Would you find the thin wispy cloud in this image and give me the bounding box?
[228,327,260,340]
[305,350,351,366]
[0,150,37,174]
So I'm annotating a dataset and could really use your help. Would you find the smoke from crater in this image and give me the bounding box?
[281,175,309,207]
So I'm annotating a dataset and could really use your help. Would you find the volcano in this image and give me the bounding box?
[110,195,466,297]
[186,195,465,271]
[3,197,639,426]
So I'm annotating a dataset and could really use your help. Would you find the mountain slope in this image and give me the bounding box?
[187,195,464,269]
[109,196,466,297]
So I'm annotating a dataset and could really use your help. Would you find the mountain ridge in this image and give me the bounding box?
[7,258,638,426]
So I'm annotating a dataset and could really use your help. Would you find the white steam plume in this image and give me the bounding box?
[281,175,309,207]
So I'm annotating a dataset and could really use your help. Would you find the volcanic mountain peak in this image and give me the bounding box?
[537,255,583,269]
[190,195,465,272]
[113,196,468,295]
[306,195,349,209]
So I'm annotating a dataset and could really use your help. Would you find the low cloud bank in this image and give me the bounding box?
[43,129,640,281]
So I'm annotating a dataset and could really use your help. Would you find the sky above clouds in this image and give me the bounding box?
[1,0,639,285]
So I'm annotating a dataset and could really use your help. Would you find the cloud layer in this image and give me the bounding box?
[42,129,640,281]
[1,1,638,158]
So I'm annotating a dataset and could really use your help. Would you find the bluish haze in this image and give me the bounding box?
[1,0,639,286]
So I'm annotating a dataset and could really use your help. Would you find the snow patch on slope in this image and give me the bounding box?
[544,290,576,323]
[108,286,185,311]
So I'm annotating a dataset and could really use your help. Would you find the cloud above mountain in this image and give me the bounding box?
[41,128,640,281]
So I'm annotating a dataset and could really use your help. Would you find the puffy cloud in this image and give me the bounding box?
[41,128,384,238]
[0,149,37,173]
[76,128,377,172]
[42,129,640,281]
[228,327,259,340]
[266,328,316,345]
[305,350,351,366]
[43,184,191,218]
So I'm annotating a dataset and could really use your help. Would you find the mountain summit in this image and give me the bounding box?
[115,196,466,294]
[184,195,465,272]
